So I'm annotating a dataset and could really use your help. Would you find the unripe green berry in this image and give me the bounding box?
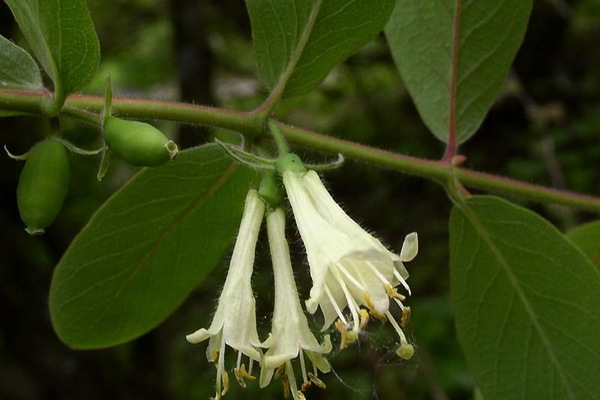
[17,139,70,235]
[103,117,178,166]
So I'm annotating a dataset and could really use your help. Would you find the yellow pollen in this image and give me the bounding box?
[335,319,349,349]
[363,291,386,319]
[221,370,230,396]
[234,364,255,388]
[385,283,406,301]
[359,308,370,329]
[401,306,411,327]
[362,291,375,310]
[211,350,219,364]
[301,381,312,391]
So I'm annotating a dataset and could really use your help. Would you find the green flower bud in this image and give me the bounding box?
[17,139,70,235]
[103,117,178,166]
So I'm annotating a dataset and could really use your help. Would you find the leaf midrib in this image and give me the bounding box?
[70,162,240,344]
[460,201,575,399]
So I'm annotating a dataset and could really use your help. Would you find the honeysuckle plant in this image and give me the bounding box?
[2,1,600,400]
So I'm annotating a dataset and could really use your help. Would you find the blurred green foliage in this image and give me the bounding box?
[1,0,599,399]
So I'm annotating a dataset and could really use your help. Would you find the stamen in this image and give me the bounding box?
[301,381,312,392]
[389,314,414,358]
[366,261,391,286]
[274,364,286,380]
[236,350,242,370]
[331,268,360,332]
[335,319,349,349]
[325,285,348,325]
[362,292,385,319]
[299,350,309,384]
[385,283,406,301]
[359,308,370,329]
[385,310,408,344]
[221,370,230,396]
[308,372,327,389]
[401,306,411,327]
[334,262,366,291]
[234,363,256,388]
[285,361,301,399]
[281,373,291,398]
[248,358,254,376]
[393,269,412,295]
[214,341,226,399]
[393,296,405,310]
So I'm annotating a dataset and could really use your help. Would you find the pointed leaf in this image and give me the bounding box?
[566,221,600,268]
[50,145,257,349]
[247,0,394,97]
[0,35,43,89]
[5,0,99,95]
[386,0,532,143]
[450,196,600,400]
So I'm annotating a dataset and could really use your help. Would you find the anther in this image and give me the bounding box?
[359,308,370,329]
[401,306,411,327]
[308,372,327,389]
[335,319,349,349]
[234,364,255,388]
[274,364,286,380]
[385,283,406,301]
[363,292,385,320]
[221,370,230,396]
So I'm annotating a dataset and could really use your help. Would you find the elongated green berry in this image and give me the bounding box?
[17,139,70,235]
[103,117,178,166]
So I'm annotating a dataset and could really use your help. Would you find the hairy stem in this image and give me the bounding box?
[1,88,600,212]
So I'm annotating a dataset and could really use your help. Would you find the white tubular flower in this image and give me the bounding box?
[261,208,332,399]
[282,169,418,349]
[186,189,264,399]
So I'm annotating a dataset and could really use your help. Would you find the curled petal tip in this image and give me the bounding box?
[186,328,211,344]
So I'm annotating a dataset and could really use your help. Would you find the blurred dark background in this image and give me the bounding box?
[1,0,599,399]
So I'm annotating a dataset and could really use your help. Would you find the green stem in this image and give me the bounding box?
[268,119,289,155]
[1,88,600,212]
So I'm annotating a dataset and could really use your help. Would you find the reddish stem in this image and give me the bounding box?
[443,0,462,163]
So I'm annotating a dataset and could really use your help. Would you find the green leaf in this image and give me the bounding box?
[247,0,394,98]
[49,145,257,349]
[385,0,532,143]
[5,0,99,96]
[0,35,43,89]
[450,196,600,400]
[566,221,600,268]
